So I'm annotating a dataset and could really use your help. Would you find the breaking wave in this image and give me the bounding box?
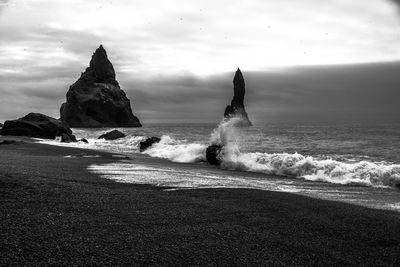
[143,135,207,163]
[219,150,400,188]
[141,118,400,188]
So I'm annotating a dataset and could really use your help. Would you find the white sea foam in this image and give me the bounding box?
[143,135,207,163]
[88,162,300,192]
[219,151,400,188]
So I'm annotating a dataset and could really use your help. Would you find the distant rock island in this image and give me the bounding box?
[60,45,142,128]
[224,68,252,126]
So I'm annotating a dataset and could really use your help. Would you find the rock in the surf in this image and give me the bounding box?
[139,137,161,151]
[60,133,77,143]
[60,45,142,128]
[1,113,76,140]
[206,144,222,165]
[98,129,126,140]
[78,138,89,143]
[224,68,252,126]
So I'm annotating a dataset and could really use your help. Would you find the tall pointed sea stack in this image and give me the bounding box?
[60,45,142,128]
[224,68,252,126]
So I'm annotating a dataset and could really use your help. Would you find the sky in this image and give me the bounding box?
[1,0,400,124]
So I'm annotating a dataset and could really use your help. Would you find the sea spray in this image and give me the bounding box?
[209,117,242,146]
[210,117,249,163]
[142,117,244,163]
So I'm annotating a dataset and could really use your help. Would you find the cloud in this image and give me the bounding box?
[389,0,400,9]
[1,1,400,124]
[1,0,400,77]
[0,0,8,14]
[117,62,400,124]
[1,61,400,124]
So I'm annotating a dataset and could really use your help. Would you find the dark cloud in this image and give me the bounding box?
[117,62,400,124]
[389,0,400,7]
[244,62,400,123]
[2,61,400,124]
[388,0,400,14]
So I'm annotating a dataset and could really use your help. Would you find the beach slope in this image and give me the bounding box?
[1,140,399,266]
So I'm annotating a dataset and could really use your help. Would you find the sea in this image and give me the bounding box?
[40,119,400,212]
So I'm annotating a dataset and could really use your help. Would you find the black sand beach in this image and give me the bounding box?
[1,139,399,266]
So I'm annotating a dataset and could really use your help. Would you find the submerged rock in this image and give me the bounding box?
[224,68,252,126]
[139,137,161,151]
[98,130,126,140]
[1,113,75,140]
[60,45,142,128]
[206,144,222,165]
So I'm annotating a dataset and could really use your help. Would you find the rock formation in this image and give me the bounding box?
[1,113,76,141]
[224,68,252,126]
[98,129,126,140]
[206,144,222,165]
[78,138,89,143]
[139,137,161,151]
[60,45,142,128]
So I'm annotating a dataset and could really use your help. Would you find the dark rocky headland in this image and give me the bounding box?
[1,113,75,141]
[60,45,141,128]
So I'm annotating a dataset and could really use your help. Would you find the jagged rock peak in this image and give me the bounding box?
[232,68,245,107]
[223,68,252,126]
[85,44,117,85]
[60,45,142,128]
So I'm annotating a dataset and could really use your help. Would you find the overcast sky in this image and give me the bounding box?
[1,0,400,124]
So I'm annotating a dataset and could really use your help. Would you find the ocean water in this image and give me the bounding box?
[40,119,400,211]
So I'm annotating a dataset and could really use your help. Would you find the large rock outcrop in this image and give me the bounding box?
[224,68,252,126]
[1,113,76,140]
[60,45,142,128]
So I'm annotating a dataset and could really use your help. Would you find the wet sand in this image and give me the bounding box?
[1,138,399,266]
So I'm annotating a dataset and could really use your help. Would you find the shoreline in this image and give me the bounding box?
[1,138,400,265]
